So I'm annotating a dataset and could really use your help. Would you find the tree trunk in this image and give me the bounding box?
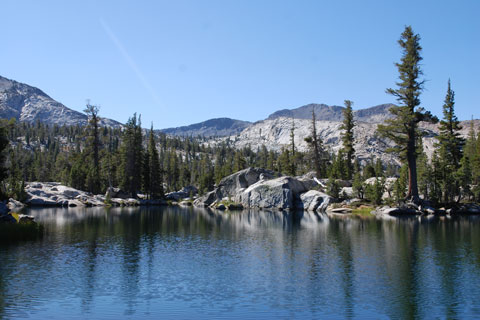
[406,128,420,204]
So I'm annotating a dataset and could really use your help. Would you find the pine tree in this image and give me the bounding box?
[147,125,163,199]
[377,26,426,203]
[435,80,465,203]
[352,171,365,199]
[326,171,340,199]
[304,108,326,177]
[0,126,9,199]
[437,80,464,165]
[365,177,385,205]
[289,118,296,176]
[340,100,355,179]
[83,102,102,194]
[374,159,384,178]
[120,113,143,197]
[393,164,408,205]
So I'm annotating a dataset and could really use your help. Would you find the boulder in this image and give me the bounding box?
[216,167,278,199]
[297,190,332,212]
[235,176,310,210]
[328,207,353,214]
[26,197,59,206]
[194,190,217,207]
[166,185,199,201]
[216,203,226,210]
[193,168,279,208]
[381,206,421,216]
[18,214,35,224]
[8,198,25,210]
[105,187,130,199]
[340,187,354,198]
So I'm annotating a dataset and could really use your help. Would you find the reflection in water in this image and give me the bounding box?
[1,207,480,319]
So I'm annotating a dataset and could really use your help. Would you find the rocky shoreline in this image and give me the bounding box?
[2,168,480,223]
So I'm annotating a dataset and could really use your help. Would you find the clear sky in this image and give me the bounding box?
[1,0,479,128]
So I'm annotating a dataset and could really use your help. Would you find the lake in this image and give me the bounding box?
[1,206,480,319]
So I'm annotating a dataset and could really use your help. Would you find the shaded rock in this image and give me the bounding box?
[166,185,199,202]
[105,187,130,199]
[298,190,332,212]
[179,200,192,206]
[380,206,420,216]
[227,203,244,211]
[193,189,220,207]
[216,204,226,211]
[18,214,35,224]
[26,197,59,206]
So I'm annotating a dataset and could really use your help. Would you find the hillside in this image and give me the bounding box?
[160,117,251,137]
[0,75,121,127]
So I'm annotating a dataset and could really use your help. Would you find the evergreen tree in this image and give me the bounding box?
[437,80,464,165]
[363,159,376,179]
[374,159,384,178]
[352,171,365,199]
[377,26,426,203]
[83,102,102,194]
[340,100,355,179]
[304,108,326,177]
[147,125,163,199]
[119,113,143,197]
[326,172,340,199]
[0,126,9,199]
[456,155,472,202]
[393,164,408,205]
[435,80,465,203]
[289,118,296,176]
[365,177,385,205]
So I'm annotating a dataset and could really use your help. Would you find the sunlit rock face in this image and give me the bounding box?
[0,75,121,127]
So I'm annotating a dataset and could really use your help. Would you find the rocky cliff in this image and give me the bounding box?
[0,75,122,127]
[219,117,480,165]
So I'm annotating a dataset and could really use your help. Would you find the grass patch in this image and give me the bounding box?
[352,207,374,218]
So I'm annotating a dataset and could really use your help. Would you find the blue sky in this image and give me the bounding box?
[1,0,479,128]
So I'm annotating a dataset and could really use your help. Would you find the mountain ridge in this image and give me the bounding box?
[159,117,251,137]
[0,75,122,127]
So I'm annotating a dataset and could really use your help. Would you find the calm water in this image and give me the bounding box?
[1,207,480,319]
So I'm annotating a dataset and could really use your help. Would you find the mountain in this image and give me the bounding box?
[0,75,122,127]
[267,103,394,123]
[160,118,251,137]
[159,103,393,138]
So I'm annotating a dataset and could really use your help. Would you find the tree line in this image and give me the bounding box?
[0,26,479,207]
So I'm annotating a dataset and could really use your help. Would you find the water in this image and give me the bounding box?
[1,207,480,319]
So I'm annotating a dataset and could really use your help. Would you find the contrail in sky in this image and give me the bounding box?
[99,18,162,106]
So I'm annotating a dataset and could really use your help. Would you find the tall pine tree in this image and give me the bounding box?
[83,102,102,194]
[340,100,355,179]
[377,26,426,203]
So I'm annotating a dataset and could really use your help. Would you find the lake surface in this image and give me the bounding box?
[1,207,480,319]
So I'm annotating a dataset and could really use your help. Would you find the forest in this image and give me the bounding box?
[0,26,479,208]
